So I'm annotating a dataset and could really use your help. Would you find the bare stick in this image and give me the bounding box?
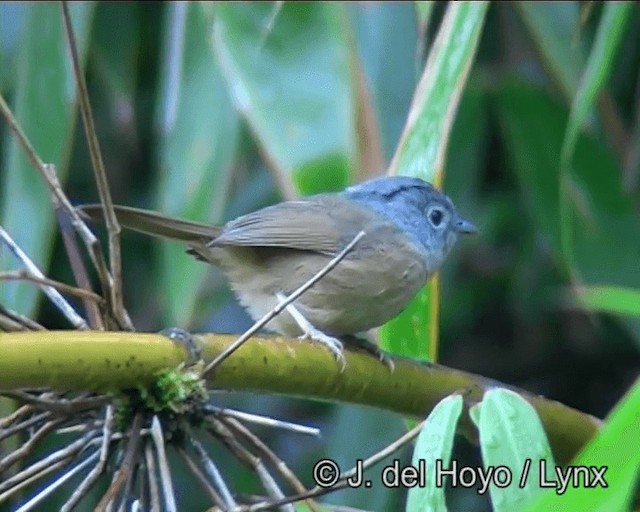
[0,430,97,496]
[143,441,161,512]
[56,206,103,328]
[14,450,100,512]
[202,230,366,376]
[0,304,46,331]
[1,391,109,414]
[95,413,143,512]
[0,412,52,443]
[0,226,88,329]
[0,93,115,326]
[0,271,104,303]
[208,419,293,512]
[176,446,224,507]
[0,404,34,429]
[60,406,114,512]
[0,457,72,505]
[0,419,63,473]
[189,435,237,509]
[61,2,131,330]
[203,405,320,437]
[240,420,426,511]
[220,417,318,511]
[149,416,177,512]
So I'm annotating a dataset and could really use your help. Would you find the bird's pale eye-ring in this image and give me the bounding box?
[428,207,445,228]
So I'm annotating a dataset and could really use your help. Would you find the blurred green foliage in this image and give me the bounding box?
[1,2,639,510]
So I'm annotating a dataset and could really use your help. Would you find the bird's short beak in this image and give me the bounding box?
[455,217,478,234]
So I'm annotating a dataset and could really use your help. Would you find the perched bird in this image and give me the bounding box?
[80,176,476,368]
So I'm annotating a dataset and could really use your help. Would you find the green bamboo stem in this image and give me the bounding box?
[0,330,600,464]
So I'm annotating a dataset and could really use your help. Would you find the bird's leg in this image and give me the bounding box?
[275,292,346,371]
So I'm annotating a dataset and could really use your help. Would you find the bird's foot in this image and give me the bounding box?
[275,292,347,371]
[298,328,346,372]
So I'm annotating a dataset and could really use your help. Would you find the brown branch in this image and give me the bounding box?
[0,271,104,304]
[0,92,114,329]
[240,420,426,511]
[60,1,132,331]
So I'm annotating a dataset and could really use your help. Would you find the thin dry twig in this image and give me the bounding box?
[0,305,46,331]
[0,419,63,473]
[189,436,237,509]
[0,411,52,443]
[150,416,177,512]
[1,391,109,414]
[203,405,320,437]
[143,440,162,512]
[0,404,34,429]
[207,419,293,512]
[176,446,224,507]
[0,226,88,329]
[202,230,366,376]
[220,416,318,511]
[56,205,104,329]
[55,420,109,435]
[0,94,114,326]
[0,457,76,506]
[95,413,143,512]
[0,271,104,304]
[60,406,115,512]
[14,450,100,512]
[0,314,30,331]
[0,97,69,209]
[214,419,294,512]
[0,430,97,498]
[61,1,131,331]
[240,420,426,511]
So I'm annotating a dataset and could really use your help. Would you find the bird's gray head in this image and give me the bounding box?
[345,176,476,273]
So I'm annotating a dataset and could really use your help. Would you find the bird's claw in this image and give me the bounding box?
[298,329,347,372]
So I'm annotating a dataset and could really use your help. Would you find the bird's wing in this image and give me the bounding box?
[211,196,371,255]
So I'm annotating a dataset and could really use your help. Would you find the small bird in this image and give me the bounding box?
[80,176,476,368]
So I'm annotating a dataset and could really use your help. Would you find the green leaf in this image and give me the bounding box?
[380,2,488,361]
[155,3,240,326]
[559,2,632,280]
[0,3,94,317]
[523,379,640,512]
[92,2,139,102]
[415,1,435,25]
[496,80,640,289]
[347,3,417,161]
[389,1,489,181]
[415,1,435,77]
[0,3,28,92]
[406,394,463,512]
[574,286,640,318]
[474,389,556,512]
[213,2,356,195]
[515,2,584,100]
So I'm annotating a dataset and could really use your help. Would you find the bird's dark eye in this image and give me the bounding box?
[429,208,444,227]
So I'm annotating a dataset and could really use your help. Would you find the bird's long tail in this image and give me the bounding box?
[78,205,222,244]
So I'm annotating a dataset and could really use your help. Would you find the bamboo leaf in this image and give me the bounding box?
[380,1,488,362]
[213,2,356,196]
[154,3,240,326]
[0,3,94,317]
